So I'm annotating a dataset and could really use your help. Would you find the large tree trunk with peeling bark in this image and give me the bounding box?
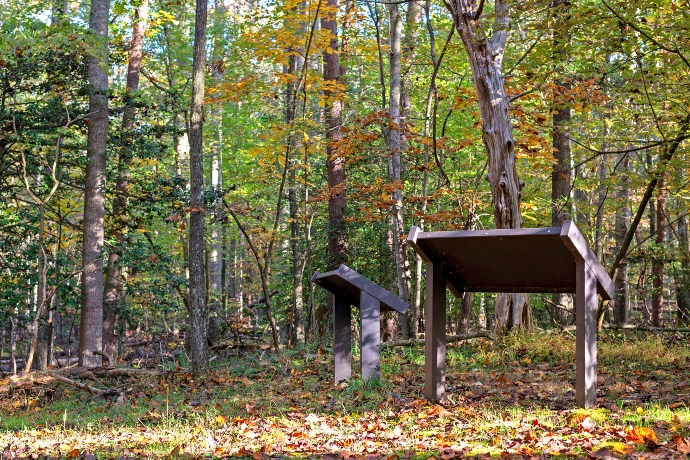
[445,0,531,334]
[103,0,148,363]
[80,0,110,368]
[188,0,209,376]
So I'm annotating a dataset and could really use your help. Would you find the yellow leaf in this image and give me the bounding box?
[611,442,634,455]
[216,414,227,425]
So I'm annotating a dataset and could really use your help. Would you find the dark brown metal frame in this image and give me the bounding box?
[408,220,613,408]
[311,264,409,383]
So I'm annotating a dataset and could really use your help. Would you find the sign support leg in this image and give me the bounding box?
[425,262,446,401]
[360,291,381,380]
[576,260,598,408]
[333,295,351,384]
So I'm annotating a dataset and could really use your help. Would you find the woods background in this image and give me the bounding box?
[1,0,689,374]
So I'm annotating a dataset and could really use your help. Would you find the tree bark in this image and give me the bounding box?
[319,0,349,340]
[285,2,305,345]
[387,0,412,338]
[676,205,690,325]
[80,0,110,368]
[652,171,666,327]
[550,0,573,326]
[400,0,421,337]
[445,0,531,334]
[207,0,226,347]
[612,149,630,325]
[103,0,148,363]
[188,0,209,375]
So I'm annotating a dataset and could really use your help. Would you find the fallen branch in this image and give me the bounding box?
[562,324,690,333]
[0,374,52,394]
[45,371,105,394]
[1,366,160,397]
[381,331,494,348]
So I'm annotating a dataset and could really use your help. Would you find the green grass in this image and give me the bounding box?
[1,333,689,458]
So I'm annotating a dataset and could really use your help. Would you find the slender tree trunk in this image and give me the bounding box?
[401,0,421,125]
[25,204,48,373]
[400,0,421,337]
[188,0,209,375]
[445,0,531,335]
[207,0,226,347]
[285,1,306,345]
[10,317,17,375]
[594,149,608,259]
[50,0,68,24]
[103,0,148,363]
[319,0,348,340]
[676,203,690,325]
[80,0,110,368]
[594,54,612,260]
[652,172,666,327]
[613,150,630,325]
[387,0,412,338]
[550,0,573,326]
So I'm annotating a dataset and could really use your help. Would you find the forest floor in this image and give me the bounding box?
[1,332,689,459]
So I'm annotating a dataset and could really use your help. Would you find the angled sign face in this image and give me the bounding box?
[408,220,612,408]
[407,222,613,299]
[312,264,409,314]
[312,264,409,383]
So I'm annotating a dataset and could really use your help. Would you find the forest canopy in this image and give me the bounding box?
[1,0,689,373]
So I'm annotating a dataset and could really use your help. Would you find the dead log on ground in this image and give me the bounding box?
[380,331,494,348]
[0,374,52,394]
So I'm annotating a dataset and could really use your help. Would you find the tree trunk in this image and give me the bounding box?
[207,0,226,348]
[188,0,209,376]
[319,0,349,340]
[103,0,148,363]
[50,0,68,24]
[549,0,573,326]
[612,150,630,325]
[652,172,666,327]
[387,0,412,338]
[445,0,531,335]
[80,0,110,368]
[25,204,48,373]
[401,0,421,125]
[286,24,305,346]
[400,0,421,337]
[676,205,690,325]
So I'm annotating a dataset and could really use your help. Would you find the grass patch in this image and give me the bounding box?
[1,333,689,458]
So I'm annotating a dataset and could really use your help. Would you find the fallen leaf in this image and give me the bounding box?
[669,433,690,453]
[625,426,658,447]
[611,442,634,455]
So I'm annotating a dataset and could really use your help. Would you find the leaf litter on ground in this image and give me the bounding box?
[1,333,689,459]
